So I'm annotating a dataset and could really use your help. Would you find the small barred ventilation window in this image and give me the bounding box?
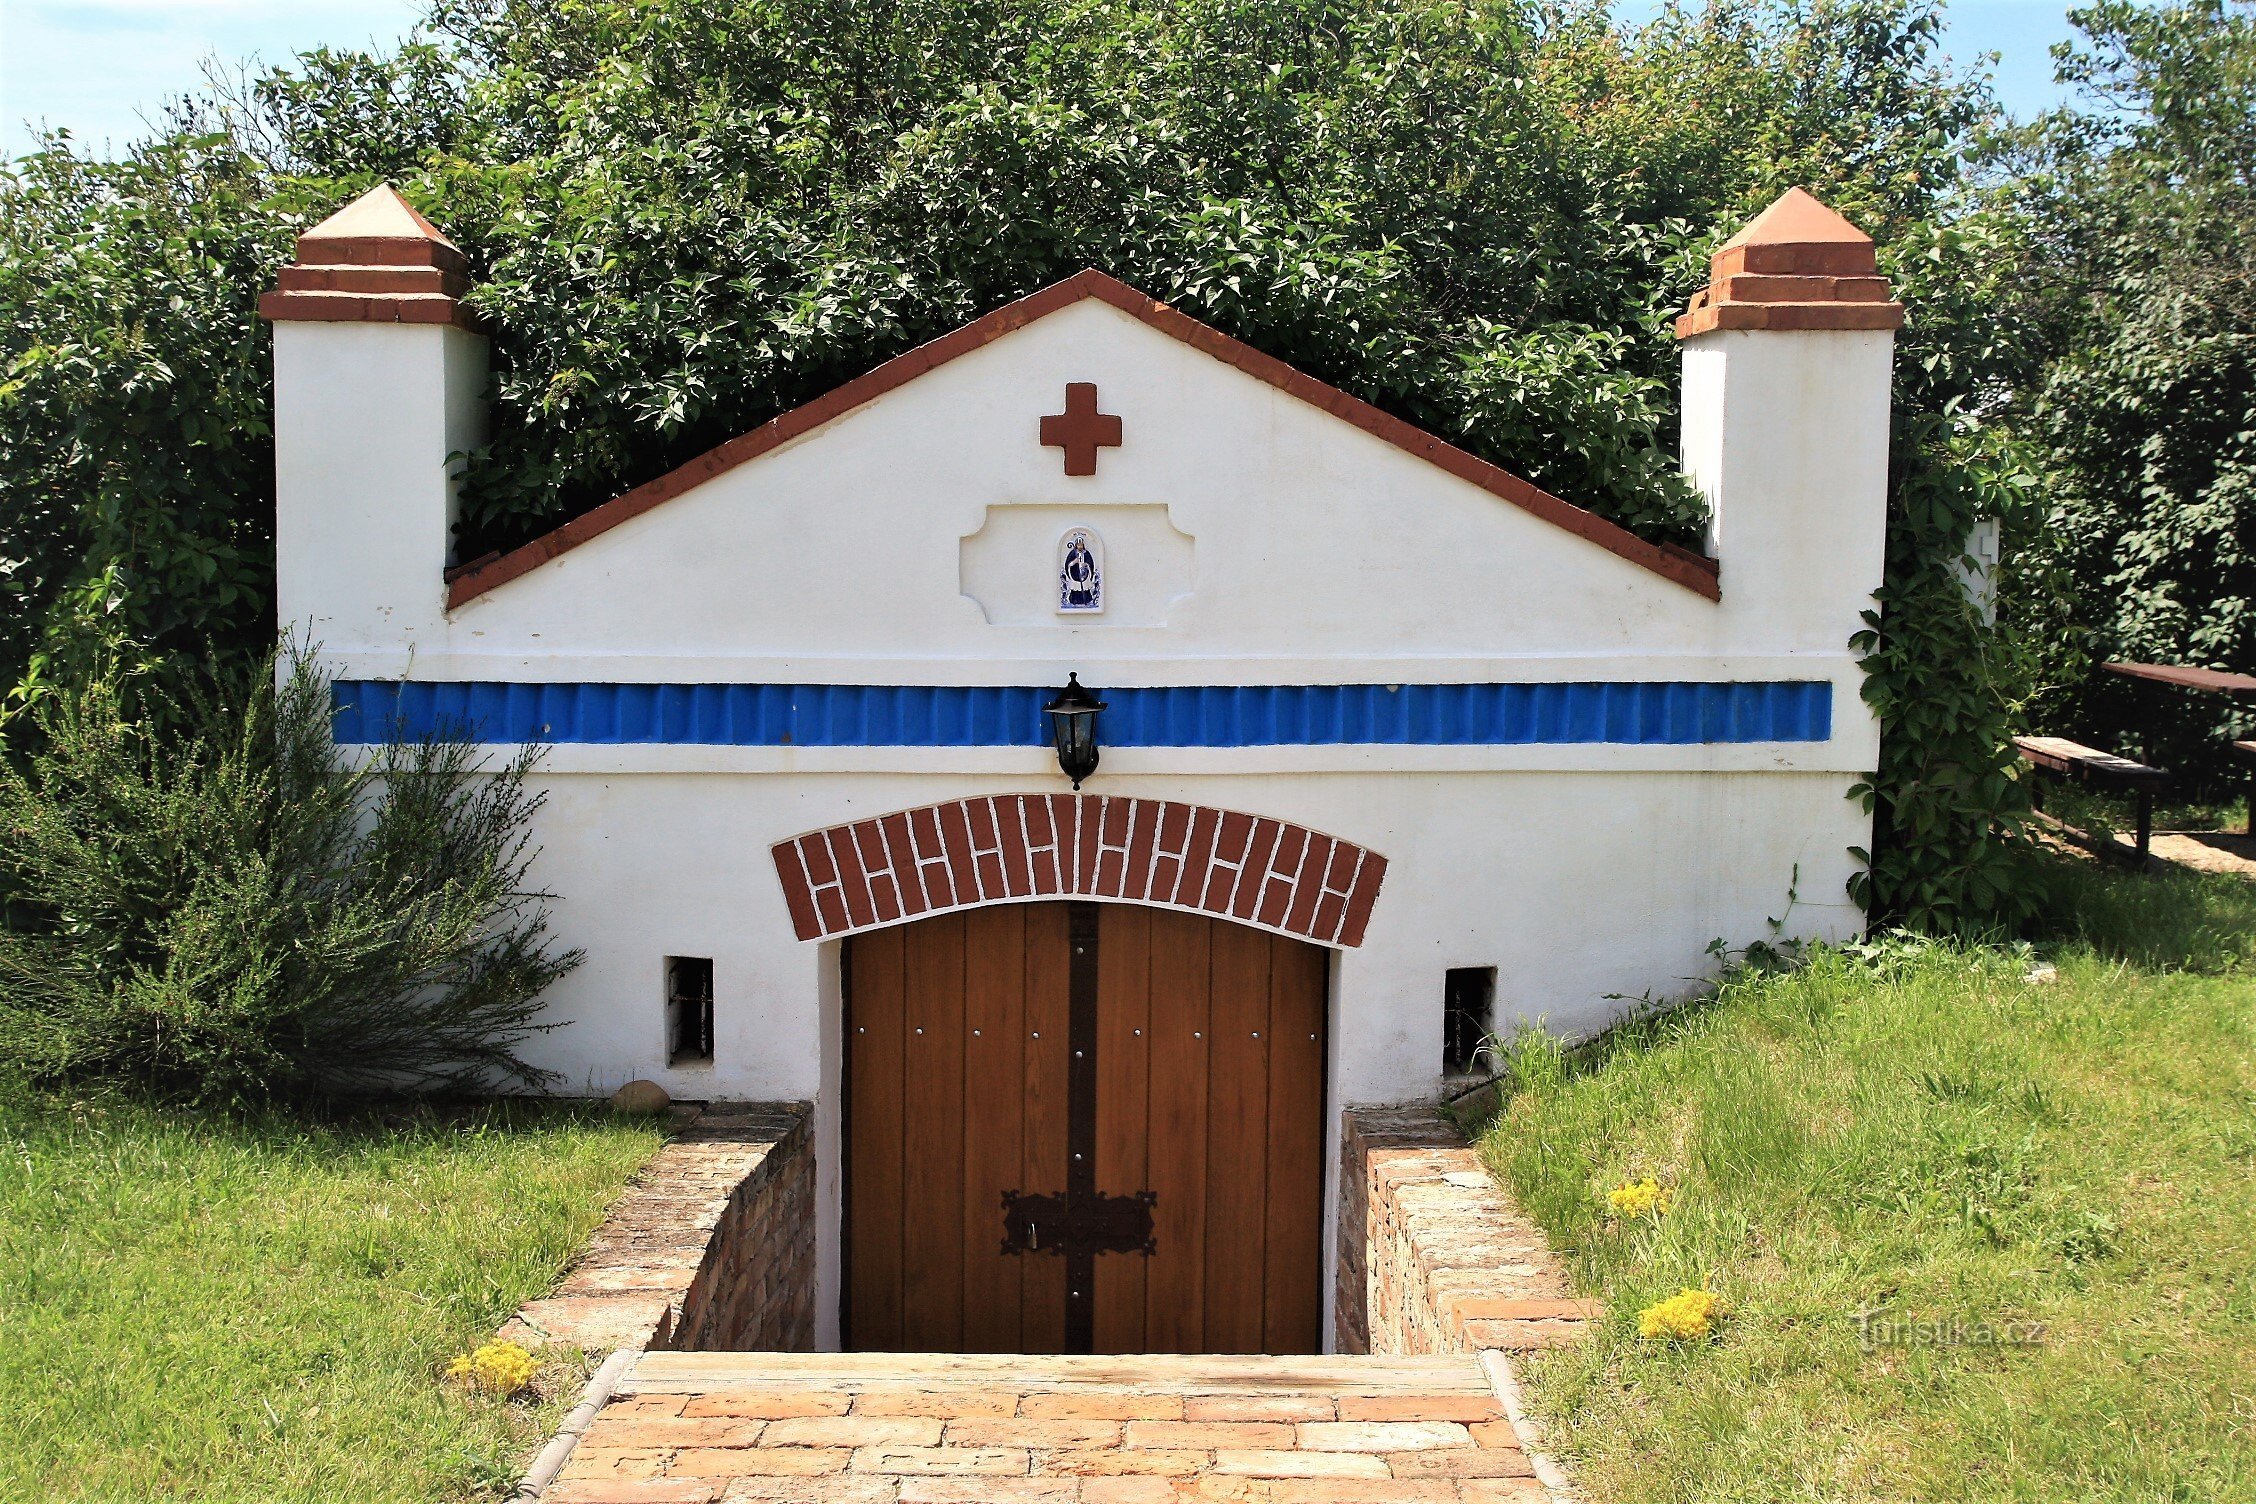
[1443,967,1496,1077]
[667,957,714,1066]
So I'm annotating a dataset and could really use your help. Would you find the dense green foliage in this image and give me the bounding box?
[0,138,292,705]
[4,0,2248,928]
[1850,421,2046,929]
[1481,858,2256,1501]
[432,0,1730,551]
[1989,0,2256,786]
[0,655,577,1105]
[0,1096,662,1503]
[1850,199,2057,929]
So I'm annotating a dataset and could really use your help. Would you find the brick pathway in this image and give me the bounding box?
[545,1350,1544,1503]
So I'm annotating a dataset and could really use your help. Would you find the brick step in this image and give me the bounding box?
[559,1350,1540,1504]
[623,1350,1492,1397]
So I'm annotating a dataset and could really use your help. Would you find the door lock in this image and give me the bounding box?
[1000,1188,1157,1257]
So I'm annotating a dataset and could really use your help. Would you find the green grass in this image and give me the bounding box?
[0,1098,663,1504]
[1481,859,2256,1503]
[2040,780,2249,842]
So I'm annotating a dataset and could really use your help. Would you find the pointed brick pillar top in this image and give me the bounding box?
[259,184,475,328]
[1676,187,1905,338]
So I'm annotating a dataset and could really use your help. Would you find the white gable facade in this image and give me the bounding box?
[266,187,1899,1351]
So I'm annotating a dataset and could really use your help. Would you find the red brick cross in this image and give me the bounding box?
[1039,382,1122,476]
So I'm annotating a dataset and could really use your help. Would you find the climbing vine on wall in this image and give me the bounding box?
[1850,419,2049,931]
[1840,205,2062,933]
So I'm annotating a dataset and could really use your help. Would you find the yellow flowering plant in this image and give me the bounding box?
[1638,1287,1721,1341]
[446,1340,540,1396]
[1606,1176,1675,1220]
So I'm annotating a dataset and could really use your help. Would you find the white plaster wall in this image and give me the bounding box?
[1684,327,1894,659]
[513,768,1859,1106]
[292,297,1885,762]
[336,299,1816,675]
[511,763,1862,1352]
[274,321,484,651]
[275,289,1893,1352]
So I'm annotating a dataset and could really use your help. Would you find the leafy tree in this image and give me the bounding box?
[0,132,291,714]
[422,0,1756,552]
[0,0,2050,929]
[1993,0,2256,788]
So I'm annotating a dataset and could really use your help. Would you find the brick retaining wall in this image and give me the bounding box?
[501,1102,815,1354]
[1335,1107,1599,1355]
[665,1107,816,1350]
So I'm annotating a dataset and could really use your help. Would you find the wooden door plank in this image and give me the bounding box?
[1262,936,1329,1353]
[844,926,908,1350]
[1020,903,1072,1350]
[1092,903,1153,1353]
[959,904,1027,1352]
[900,912,968,1349]
[1143,907,1212,1351]
[852,906,1328,1358]
[1203,920,1274,1353]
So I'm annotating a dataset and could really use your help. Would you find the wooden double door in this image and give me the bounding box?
[844,901,1328,1354]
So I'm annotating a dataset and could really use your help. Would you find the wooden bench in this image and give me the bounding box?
[2014,735,2169,862]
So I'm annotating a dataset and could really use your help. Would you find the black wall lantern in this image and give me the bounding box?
[1043,673,1107,789]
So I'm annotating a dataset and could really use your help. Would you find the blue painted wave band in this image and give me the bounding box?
[331,680,1831,747]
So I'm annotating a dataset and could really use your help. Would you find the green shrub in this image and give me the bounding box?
[0,653,578,1105]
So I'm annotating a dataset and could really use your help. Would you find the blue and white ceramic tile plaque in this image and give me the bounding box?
[1057,526,1103,614]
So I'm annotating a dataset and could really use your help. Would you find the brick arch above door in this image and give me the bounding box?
[771,795,1387,948]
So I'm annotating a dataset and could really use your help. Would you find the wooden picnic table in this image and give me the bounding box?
[2104,660,2256,835]
[2103,661,2256,697]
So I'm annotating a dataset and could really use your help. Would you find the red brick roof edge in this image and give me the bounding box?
[446,269,1722,608]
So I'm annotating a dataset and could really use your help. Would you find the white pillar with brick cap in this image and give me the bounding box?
[262,184,486,654]
[1678,187,1902,665]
